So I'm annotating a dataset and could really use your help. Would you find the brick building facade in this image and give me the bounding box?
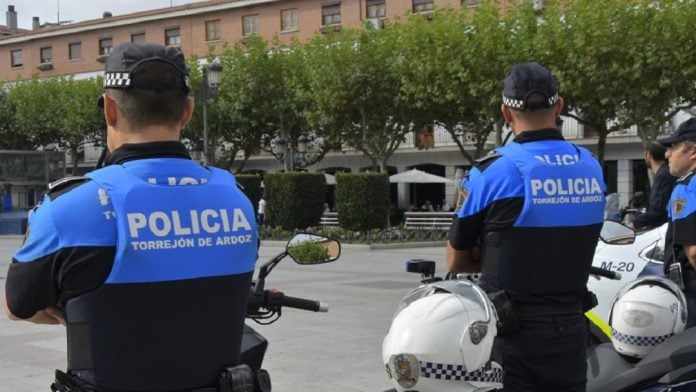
[0,0,489,81]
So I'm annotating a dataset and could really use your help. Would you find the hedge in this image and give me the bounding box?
[335,172,389,231]
[264,172,326,230]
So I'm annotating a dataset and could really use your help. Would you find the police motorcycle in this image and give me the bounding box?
[587,222,668,342]
[585,223,696,392]
[379,221,678,392]
[234,233,341,392]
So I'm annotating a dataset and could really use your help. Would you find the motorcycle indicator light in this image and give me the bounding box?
[388,353,420,389]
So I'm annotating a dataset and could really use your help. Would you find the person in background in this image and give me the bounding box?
[659,117,696,327]
[632,142,677,230]
[258,196,266,226]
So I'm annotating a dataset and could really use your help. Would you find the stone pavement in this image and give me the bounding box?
[0,236,450,392]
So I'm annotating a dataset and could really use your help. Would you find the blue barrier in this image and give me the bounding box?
[0,211,28,235]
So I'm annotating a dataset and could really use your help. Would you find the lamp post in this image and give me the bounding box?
[273,134,315,172]
[201,58,222,166]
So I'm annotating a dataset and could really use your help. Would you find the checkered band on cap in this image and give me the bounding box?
[420,362,504,383]
[502,93,559,110]
[612,329,674,347]
[103,72,131,89]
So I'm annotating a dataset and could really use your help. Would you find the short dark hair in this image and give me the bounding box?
[646,141,667,162]
[510,93,557,121]
[106,61,189,130]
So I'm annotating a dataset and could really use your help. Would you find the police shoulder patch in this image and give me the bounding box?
[47,176,90,200]
[674,198,687,217]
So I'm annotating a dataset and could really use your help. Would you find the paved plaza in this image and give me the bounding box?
[0,236,449,392]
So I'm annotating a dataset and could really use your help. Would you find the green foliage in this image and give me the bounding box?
[2,77,104,170]
[288,241,330,264]
[235,174,263,212]
[335,172,389,230]
[264,172,326,230]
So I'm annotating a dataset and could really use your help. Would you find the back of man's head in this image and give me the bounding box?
[502,62,562,129]
[646,141,667,162]
[98,43,190,131]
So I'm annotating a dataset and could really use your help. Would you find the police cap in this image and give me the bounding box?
[502,62,560,111]
[658,118,696,147]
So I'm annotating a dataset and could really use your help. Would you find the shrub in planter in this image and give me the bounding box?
[335,172,389,231]
[264,172,326,230]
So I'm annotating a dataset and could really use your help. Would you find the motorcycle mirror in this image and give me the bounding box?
[286,233,341,265]
[600,220,636,245]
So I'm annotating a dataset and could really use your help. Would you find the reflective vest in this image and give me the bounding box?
[66,162,257,391]
[491,141,605,294]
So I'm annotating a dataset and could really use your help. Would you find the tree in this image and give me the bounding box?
[303,27,412,172]
[0,89,33,150]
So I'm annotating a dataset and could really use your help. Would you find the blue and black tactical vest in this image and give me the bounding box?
[65,162,257,391]
[491,141,605,294]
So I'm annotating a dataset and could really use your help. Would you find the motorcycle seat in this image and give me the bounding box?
[586,328,696,392]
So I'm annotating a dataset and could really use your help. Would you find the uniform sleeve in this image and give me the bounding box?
[5,197,62,319]
[448,158,524,250]
[673,179,696,246]
[6,185,116,319]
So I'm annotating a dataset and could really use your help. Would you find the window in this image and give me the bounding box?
[322,3,341,26]
[412,0,433,12]
[39,46,53,63]
[69,42,81,60]
[367,0,386,18]
[131,32,146,43]
[242,15,259,36]
[165,27,181,46]
[99,38,113,55]
[10,49,22,67]
[206,20,221,41]
[280,9,299,32]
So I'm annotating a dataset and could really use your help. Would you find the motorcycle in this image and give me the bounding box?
[240,233,340,391]
[587,222,667,342]
[381,222,696,392]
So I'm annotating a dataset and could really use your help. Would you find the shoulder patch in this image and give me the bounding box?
[47,176,90,200]
[474,151,502,172]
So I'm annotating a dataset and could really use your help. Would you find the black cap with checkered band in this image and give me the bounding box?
[97,43,190,108]
[502,62,560,111]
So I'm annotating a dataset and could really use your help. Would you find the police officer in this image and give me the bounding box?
[447,62,605,391]
[3,43,258,391]
[632,142,677,230]
[659,117,696,328]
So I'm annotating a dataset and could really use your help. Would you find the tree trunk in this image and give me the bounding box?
[71,145,80,175]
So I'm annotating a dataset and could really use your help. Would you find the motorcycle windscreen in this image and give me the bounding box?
[393,280,492,325]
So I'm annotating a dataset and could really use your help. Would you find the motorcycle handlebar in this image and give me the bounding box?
[590,266,622,280]
[281,295,328,312]
[248,288,328,315]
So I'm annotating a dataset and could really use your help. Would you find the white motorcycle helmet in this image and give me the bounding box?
[609,276,687,359]
[382,280,502,392]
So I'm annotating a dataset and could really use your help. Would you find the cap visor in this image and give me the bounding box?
[97,95,104,108]
[658,135,682,146]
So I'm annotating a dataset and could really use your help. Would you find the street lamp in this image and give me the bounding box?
[201,58,222,165]
[273,133,321,172]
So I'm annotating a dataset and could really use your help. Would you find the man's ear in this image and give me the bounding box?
[179,97,195,129]
[103,93,118,127]
[554,97,565,118]
[501,104,514,126]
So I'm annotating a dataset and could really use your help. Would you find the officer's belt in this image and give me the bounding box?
[512,299,584,317]
[51,370,232,392]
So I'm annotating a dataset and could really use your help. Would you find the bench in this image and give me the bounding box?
[319,212,339,226]
[404,212,454,231]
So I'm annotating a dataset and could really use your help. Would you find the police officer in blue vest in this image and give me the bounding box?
[447,62,605,391]
[3,43,258,391]
[659,117,696,328]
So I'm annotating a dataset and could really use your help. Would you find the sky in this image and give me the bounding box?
[3,0,208,29]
